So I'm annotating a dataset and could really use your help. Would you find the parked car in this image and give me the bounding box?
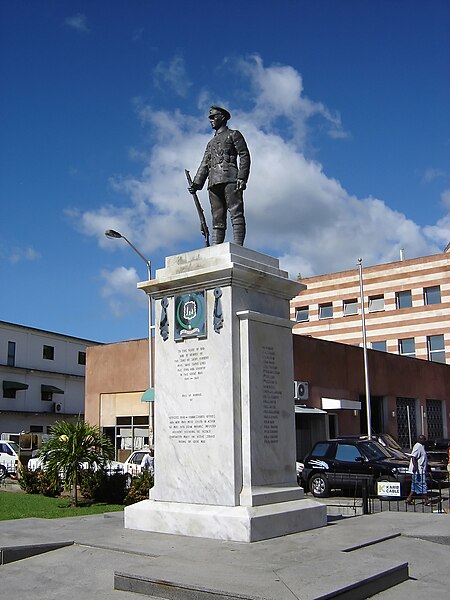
[337,434,448,482]
[0,440,20,479]
[120,450,153,478]
[27,449,152,487]
[27,453,124,476]
[296,461,304,484]
[302,438,410,498]
[424,439,450,473]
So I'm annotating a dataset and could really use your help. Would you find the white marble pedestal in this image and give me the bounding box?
[124,244,326,541]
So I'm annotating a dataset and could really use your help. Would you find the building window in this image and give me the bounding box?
[29,425,44,433]
[424,286,441,305]
[368,295,384,312]
[3,381,28,399]
[319,303,333,319]
[43,345,54,360]
[78,351,86,365]
[371,340,387,352]
[427,334,445,363]
[113,415,150,461]
[7,341,16,367]
[295,306,309,322]
[343,299,358,316]
[395,290,412,309]
[41,384,64,401]
[396,397,417,448]
[399,338,415,358]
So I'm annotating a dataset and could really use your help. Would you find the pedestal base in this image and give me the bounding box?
[124,497,327,542]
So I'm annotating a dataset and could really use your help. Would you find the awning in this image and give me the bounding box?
[3,380,28,391]
[321,398,361,410]
[141,388,155,402]
[41,384,64,394]
[295,405,327,415]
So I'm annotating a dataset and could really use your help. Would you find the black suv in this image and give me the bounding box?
[302,439,410,498]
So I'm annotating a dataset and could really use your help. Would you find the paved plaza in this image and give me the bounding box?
[0,487,449,599]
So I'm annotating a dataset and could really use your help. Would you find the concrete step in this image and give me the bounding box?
[114,551,409,600]
[0,540,73,565]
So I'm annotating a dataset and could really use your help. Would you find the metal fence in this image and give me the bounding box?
[303,472,450,516]
[367,476,449,515]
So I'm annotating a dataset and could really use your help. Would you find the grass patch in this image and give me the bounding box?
[0,491,124,520]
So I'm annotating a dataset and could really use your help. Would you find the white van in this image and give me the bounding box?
[0,440,20,479]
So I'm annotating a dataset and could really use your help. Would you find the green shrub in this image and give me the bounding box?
[39,469,63,497]
[19,467,41,494]
[79,468,128,505]
[124,470,154,505]
[19,467,62,497]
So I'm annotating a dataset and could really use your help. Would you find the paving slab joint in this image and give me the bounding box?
[342,532,402,552]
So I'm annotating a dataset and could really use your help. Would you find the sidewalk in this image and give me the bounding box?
[1,497,449,599]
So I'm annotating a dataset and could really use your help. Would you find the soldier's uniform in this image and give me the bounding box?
[193,122,250,245]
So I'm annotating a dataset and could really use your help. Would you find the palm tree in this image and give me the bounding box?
[38,419,114,506]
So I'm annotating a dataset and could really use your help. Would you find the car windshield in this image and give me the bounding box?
[9,441,19,453]
[377,434,403,452]
[130,452,146,464]
[359,441,391,460]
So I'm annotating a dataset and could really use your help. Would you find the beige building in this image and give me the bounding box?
[291,248,449,364]
[85,338,153,462]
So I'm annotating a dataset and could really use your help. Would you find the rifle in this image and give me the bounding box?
[185,169,210,247]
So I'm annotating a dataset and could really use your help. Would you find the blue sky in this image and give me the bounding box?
[1,0,449,343]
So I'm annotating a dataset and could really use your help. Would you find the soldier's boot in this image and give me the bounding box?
[212,227,226,245]
[232,217,246,246]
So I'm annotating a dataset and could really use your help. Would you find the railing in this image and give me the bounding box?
[303,471,449,516]
[368,476,449,515]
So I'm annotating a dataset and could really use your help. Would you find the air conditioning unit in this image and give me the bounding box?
[53,402,63,413]
[294,381,309,401]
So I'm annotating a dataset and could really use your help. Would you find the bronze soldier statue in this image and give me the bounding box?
[188,106,250,245]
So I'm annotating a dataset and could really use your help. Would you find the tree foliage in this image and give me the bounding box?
[38,419,114,506]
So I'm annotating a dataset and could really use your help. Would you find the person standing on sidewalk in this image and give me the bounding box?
[406,435,430,505]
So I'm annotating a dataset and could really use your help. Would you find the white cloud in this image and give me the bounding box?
[65,13,90,34]
[100,266,145,317]
[422,188,450,249]
[8,246,41,264]
[422,167,446,183]
[236,55,348,146]
[72,55,448,304]
[154,56,192,98]
[441,188,450,209]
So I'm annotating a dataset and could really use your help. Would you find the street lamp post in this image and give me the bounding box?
[105,229,155,446]
[358,258,372,439]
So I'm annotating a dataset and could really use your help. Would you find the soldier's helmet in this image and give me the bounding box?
[209,106,231,121]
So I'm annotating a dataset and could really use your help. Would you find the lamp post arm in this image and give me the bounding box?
[104,227,155,446]
[121,235,152,277]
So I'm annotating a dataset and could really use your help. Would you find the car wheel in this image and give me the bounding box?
[0,465,7,481]
[309,473,330,498]
[125,473,133,488]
